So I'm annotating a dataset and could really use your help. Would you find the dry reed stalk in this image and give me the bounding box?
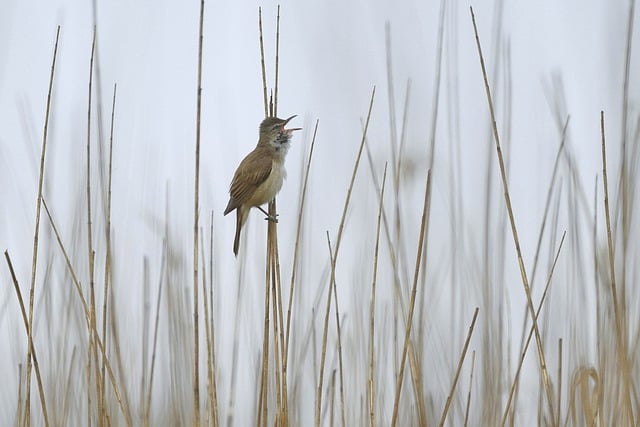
[202,213,218,426]
[407,341,426,425]
[255,6,292,425]
[259,8,268,117]
[258,254,271,427]
[192,0,206,425]
[268,219,284,423]
[470,6,555,422]
[500,231,566,426]
[317,244,335,427]
[557,338,563,426]
[391,169,431,427]
[5,252,50,427]
[256,10,270,425]
[439,307,479,426]
[463,351,476,427]
[25,25,60,427]
[85,29,105,425]
[615,1,634,298]
[599,111,634,425]
[210,216,220,426]
[274,5,280,117]
[511,118,569,417]
[325,235,345,427]
[144,241,166,427]
[364,136,407,321]
[270,10,290,422]
[369,163,388,427]
[17,364,24,426]
[100,82,117,425]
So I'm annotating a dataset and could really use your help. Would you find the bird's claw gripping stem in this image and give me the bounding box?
[264,214,279,223]
[257,206,279,223]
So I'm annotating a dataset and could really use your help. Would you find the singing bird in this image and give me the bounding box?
[224,115,301,256]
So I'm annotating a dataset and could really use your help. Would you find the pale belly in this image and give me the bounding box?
[246,160,286,207]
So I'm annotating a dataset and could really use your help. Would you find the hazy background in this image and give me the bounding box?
[0,0,638,425]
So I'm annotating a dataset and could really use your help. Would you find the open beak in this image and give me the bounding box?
[283,115,302,133]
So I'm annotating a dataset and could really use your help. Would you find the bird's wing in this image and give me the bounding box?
[228,148,273,206]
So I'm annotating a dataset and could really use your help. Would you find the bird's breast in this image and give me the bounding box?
[247,159,286,207]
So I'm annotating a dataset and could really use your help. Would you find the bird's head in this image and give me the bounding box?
[259,115,301,149]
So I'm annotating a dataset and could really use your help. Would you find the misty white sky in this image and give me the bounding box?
[0,0,638,424]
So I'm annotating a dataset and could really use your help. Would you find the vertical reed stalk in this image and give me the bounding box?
[25,25,60,427]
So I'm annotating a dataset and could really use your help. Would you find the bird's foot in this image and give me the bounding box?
[264,213,279,223]
[257,206,279,223]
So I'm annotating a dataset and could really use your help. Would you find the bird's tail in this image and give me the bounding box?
[233,207,247,257]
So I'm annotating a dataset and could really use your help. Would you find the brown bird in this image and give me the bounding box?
[224,115,301,256]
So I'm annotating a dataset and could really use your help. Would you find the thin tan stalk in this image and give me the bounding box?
[100,82,117,420]
[316,239,335,427]
[25,25,60,427]
[407,342,427,425]
[5,252,50,427]
[256,9,269,426]
[209,221,219,427]
[330,86,374,268]
[85,29,104,425]
[369,163,388,427]
[258,7,268,117]
[600,111,633,425]
[315,87,375,427]
[557,339,563,426]
[17,364,24,427]
[615,1,634,291]
[601,109,621,336]
[42,199,88,317]
[86,354,92,426]
[199,233,212,426]
[107,280,132,425]
[470,7,555,421]
[248,9,270,427]
[526,118,569,289]
[144,242,166,427]
[329,370,336,427]
[274,5,280,117]
[267,223,283,423]
[363,134,407,320]
[275,248,287,423]
[501,231,567,426]
[203,214,218,426]
[192,1,205,425]
[592,176,602,427]
[270,11,289,421]
[512,117,569,416]
[463,351,476,427]
[439,307,480,426]
[391,169,432,427]
[258,238,271,427]
[209,216,219,426]
[255,7,290,424]
[325,235,346,427]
